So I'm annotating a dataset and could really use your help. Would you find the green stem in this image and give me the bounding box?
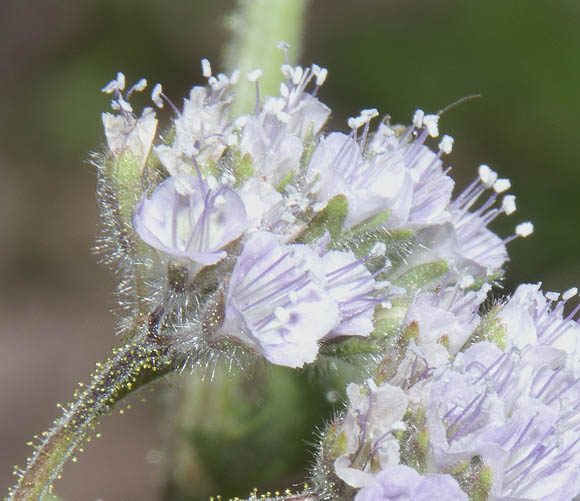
[8,342,174,500]
[241,493,320,501]
[224,0,310,116]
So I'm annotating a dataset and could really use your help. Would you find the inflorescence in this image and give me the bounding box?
[81,46,580,500]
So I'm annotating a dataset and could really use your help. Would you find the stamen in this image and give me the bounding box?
[493,178,511,193]
[478,164,498,188]
[502,195,517,215]
[423,114,439,137]
[563,287,578,301]
[438,135,454,154]
[127,78,147,97]
[201,58,212,78]
[101,72,126,94]
[247,68,263,115]
[313,65,328,87]
[515,222,534,238]
[413,109,425,128]
[151,83,164,109]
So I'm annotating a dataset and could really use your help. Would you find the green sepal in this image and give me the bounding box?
[373,305,406,338]
[453,456,491,501]
[319,335,381,360]
[299,123,318,170]
[401,320,419,345]
[394,260,449,291]
[233,153,255,185]
[476,466,493,500]
[438,333,451,350]
[277,169,295,192]
[108,151,142,225]
[346,210,390,236]
[416,426,430,454]
[372,318,402,340]
[472,305,506,349]
[205,158,219,178]
[325,429,349,458]
[161,124,176,145]
[470,270,504,292]
[334,228,414,265]
[103,150,160,311]
[296,194,348,243]
[396,409,428,473]
[167,262,189,293]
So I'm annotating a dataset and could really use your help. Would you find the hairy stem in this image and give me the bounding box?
[8,341,174,500]
[240,492,320,501]
[224,0,309,116]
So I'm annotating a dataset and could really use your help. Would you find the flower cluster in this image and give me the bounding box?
[319,283,580,500]
[95,52,561,501]
[100,51,531,375]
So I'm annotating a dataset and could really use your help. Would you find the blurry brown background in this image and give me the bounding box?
[1,0,579,499]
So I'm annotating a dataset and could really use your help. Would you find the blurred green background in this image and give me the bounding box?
[1,0,579,499]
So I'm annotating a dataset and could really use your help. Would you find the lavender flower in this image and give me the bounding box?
[497,282,580,353]
[154,62,239,175]
[390,283,490,388]
[368,114,454,229]
[333,380,408,488]
[322,250,388,338]
[355,465,467,501]
[240,63,330,186]
[306,130,393,229]
[425,340,580,499]
[220,231,339,367]
[237,177,284,229]
[132,174,248,266]
[101,73,158,171]
[414,165,533,279]
[305,113,453,230]
[319,284,580,500]
[403,282,489,357]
